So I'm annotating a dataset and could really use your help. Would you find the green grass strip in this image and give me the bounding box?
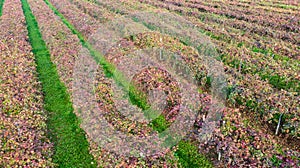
[0,0,4,17]
[175,141,213,168]
[21,0,96,167]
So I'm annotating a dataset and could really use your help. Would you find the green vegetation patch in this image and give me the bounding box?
[21,0,96,167]
[0,0,4,16]
[175,141,213,168]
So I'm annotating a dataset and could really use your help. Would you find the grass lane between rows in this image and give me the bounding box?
[0,0,4,16]
[21,0,96,167]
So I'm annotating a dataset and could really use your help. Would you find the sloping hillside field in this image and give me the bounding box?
[0,0,299,167]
